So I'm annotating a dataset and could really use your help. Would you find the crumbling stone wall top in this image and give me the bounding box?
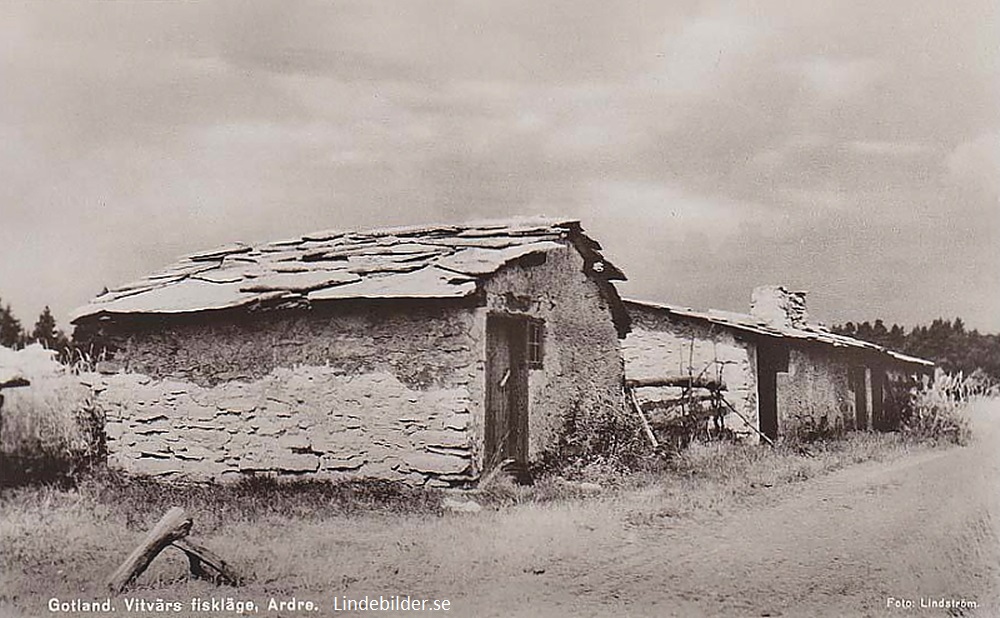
[751,285,809,329]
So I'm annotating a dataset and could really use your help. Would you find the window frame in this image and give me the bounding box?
[527,319,544,370]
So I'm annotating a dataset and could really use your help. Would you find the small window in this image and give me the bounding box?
[527,320,544,369]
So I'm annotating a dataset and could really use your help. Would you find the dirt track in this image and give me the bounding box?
[466,400,1000,617]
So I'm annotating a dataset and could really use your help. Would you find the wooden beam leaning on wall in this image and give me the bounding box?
[626,386,660,449]
[717,397,775,447]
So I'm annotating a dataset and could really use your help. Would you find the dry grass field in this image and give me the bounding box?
[1,360,994,617]
[2,427,976,618]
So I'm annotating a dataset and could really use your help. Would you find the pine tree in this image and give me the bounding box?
[887,324,906,350]
[856,321,874,341]
[872,319,889,344]
[0,299,24,348]
[29,306,69,353]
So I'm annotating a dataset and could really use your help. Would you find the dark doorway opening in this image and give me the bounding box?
[757,342,789,442]
[870,368,885,430]
[849,366,868,430]
[485,314,530,482]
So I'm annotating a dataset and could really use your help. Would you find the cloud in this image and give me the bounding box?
[585,181,760,240]
[796,58,883,101]
[647,10,768,95]
[947,131,1000,195]
[0,0,998,332]
[847,141,933,157]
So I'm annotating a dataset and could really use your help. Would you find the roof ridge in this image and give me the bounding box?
[309,216,578,239]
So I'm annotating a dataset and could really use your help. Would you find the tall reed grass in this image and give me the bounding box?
[900,372,980,446]
[0,345,102,487]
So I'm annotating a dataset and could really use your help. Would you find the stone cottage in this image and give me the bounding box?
[623,286,933,442]
[72,218,631,486]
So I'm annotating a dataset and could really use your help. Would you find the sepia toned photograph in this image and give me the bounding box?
[1,2,998,616]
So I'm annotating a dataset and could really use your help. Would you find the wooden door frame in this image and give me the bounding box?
[484,313,530,473]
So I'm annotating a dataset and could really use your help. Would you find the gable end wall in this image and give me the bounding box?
[622,307,758,438]
[478,244,627,463]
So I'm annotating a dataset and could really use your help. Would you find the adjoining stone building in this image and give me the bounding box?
[623,286,934,443]
[72,218,631,486]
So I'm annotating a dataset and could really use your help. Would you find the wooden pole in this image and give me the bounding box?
[627,387,659,449]
[718,396,775,447]
[107,507,192,594]
[625,376,726,391]
[643,393,719,407]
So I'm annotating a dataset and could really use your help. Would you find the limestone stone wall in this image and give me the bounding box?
[622,307,758,437]
[479,245,626,461]
[90,303,481,485]
[776,346,853,439]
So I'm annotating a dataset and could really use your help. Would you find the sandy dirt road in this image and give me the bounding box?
[464,400,1000,617]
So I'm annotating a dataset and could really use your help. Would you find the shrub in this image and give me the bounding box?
[534,392,654,482]
[901,373,973,445]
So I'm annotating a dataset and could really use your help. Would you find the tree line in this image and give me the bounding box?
[0,297,71,355]
[832,317,1000,382]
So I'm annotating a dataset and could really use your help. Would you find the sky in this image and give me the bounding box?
[1,0,998,333]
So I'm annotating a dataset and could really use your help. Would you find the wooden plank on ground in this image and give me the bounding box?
[172,538,241,586]
[107,507,192,594]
